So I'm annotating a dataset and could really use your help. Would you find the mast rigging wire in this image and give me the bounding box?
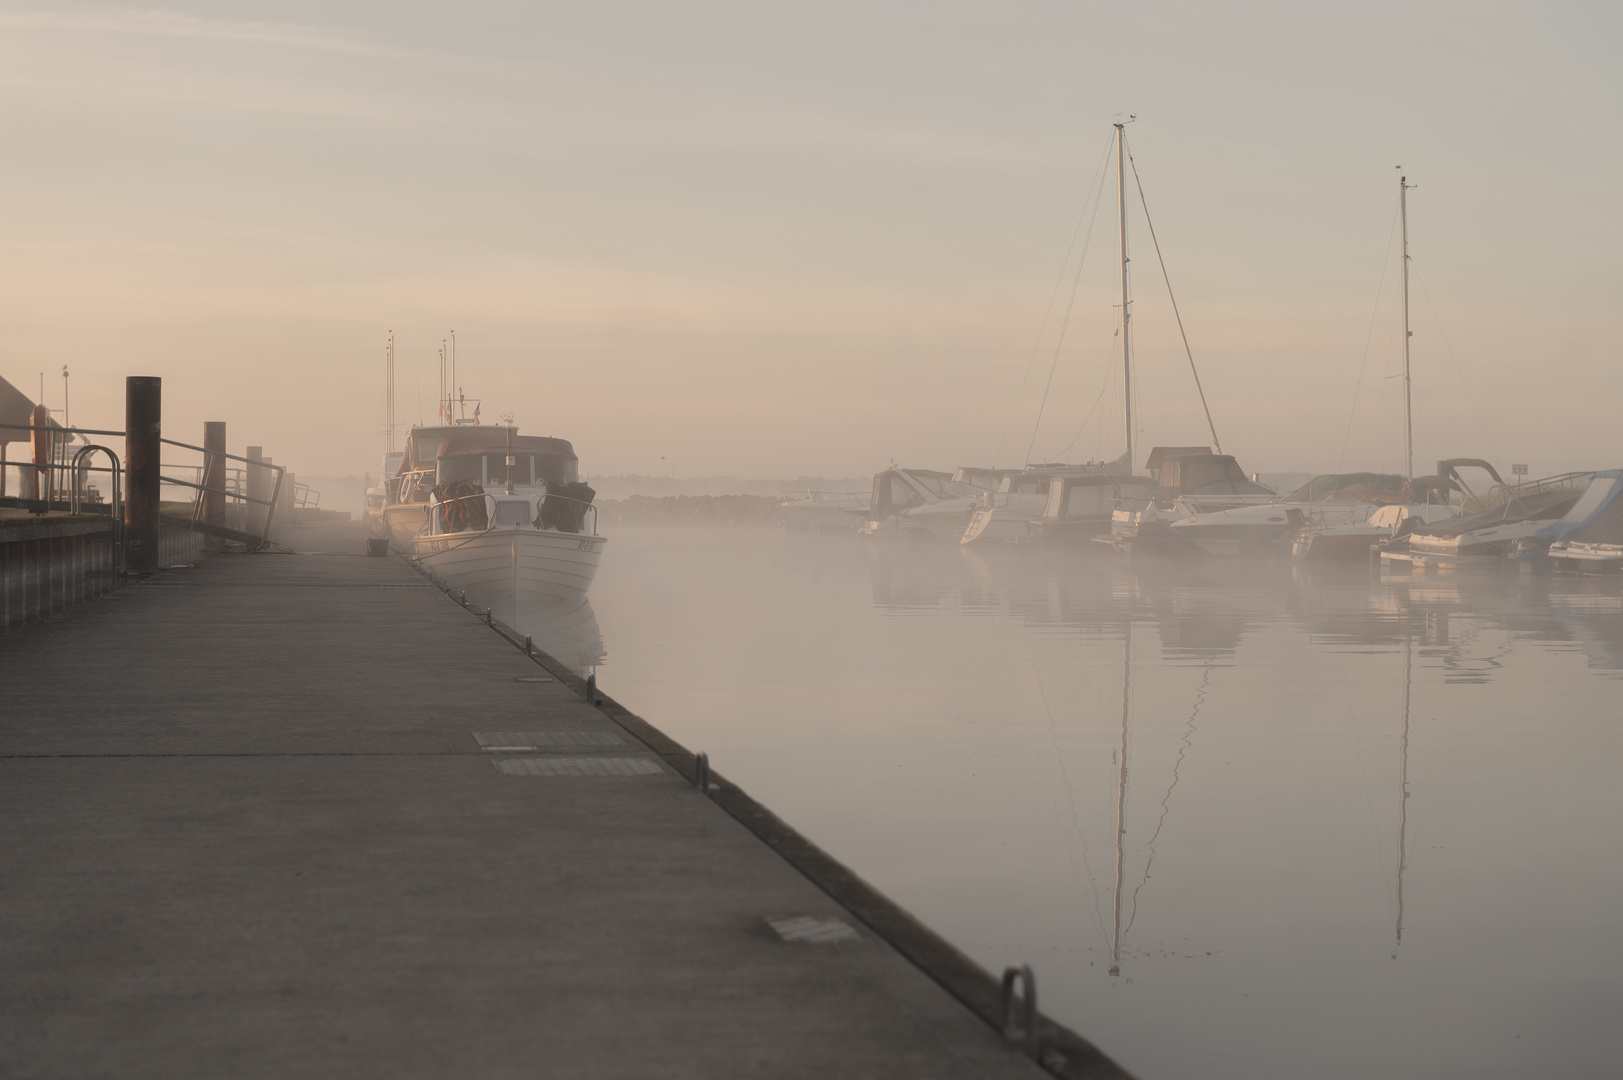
[993,133,1115,468]
[1024,157,1110,465]
[1047,332,1120,460]
[1124,134,1222,454]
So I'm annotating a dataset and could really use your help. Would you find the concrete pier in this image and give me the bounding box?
[0,521,1128,1079]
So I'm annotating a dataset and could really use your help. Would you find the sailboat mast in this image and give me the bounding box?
[1117,122,1134,473]
[1400,175,1414,482]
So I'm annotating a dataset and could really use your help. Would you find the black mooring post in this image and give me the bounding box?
[124,376,161,574]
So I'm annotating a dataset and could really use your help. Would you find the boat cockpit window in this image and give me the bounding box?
[490,499,533,527]
[437,455,485,484]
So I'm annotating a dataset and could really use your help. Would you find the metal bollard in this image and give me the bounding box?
[1001,965,1040,1060]
[585,673,599,705]
[695,751,710,794]
[525,635,533,657]
[486,607,493,626]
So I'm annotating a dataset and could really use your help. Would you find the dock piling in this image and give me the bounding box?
[123,377,161,574]
[695,751,710,794]
[585,672,600,706]
[202,422,226,527]
[525,634,533,657]
[245,446,267,535]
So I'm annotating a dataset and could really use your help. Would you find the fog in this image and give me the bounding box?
[3,1,1620,482]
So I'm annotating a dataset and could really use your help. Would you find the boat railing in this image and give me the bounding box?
[423,490,601,539]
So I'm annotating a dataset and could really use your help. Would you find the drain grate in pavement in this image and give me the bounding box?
[765,916,859,945]
[474,731,624,750]
[495,756,662,777]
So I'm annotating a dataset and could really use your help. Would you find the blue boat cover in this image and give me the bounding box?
[1536,470,1623,544]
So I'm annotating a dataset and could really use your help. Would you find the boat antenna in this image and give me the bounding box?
[385,331,396,454]
[451,330,457,421]
[504,418,515,495]
[1124,131,1222,454]
[1116,118,1135,473]
[1399,171,1414,482]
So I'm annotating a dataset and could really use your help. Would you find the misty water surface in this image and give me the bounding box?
[516,527,1623,1080]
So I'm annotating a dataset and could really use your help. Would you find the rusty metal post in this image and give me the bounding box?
[21,403,48,504]
[203,421,226,526]
[124,376,161,574]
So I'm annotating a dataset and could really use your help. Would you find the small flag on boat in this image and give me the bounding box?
[474,403,481,424]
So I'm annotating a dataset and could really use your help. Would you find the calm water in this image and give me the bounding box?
[520,527,1623,1080]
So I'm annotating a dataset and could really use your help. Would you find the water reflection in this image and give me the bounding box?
[506,595,606,672]
[587,529,1623,1079]
[868,537,1623,680]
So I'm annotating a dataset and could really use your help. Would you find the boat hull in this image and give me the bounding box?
[411,527,606,618]
[383,502,433,549]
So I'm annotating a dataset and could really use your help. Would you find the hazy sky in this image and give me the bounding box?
[2,1,1619,479]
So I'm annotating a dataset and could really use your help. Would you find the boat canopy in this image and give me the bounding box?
[1280,473,1409,504]
[1144,446,1212,480]
[1155,454,1271,497]
[1535,470,1623,544]
[869,468,952,518]
[1409,487,1582,538]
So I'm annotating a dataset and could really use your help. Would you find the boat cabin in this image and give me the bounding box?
[1150,452,1273,508]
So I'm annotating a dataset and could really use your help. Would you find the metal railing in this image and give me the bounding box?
[1,423,291,550]
[158,436,285,549]
[70,445,124,577]
[1,422,123,509]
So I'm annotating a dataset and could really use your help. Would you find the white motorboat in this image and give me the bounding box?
[1379,481,1585,569]
[961,464,1156,546]
[382,422,606,611]
[858,467,973,539]
[778,489,869,531]
[1291,500,1460,560]
[1160,472,1458,559]
[1104,449,1280,553]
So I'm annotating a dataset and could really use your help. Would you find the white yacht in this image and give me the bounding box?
[382,422,606,611]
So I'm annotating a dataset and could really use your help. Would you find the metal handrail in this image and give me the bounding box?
[71,445,124,577]
[159,436,284,547]
[0,422,123,438]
